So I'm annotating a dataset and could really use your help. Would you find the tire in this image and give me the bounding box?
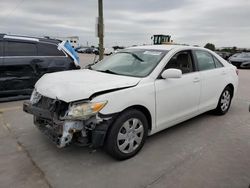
[214,86,233,115]
[105,109,148,160]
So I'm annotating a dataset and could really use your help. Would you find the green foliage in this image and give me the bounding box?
[204,43,216,51]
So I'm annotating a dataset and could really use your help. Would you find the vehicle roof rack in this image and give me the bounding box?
[1,34,61,44]
[4,35,39,42]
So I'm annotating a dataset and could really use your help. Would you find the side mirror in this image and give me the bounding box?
[161,68,182,79]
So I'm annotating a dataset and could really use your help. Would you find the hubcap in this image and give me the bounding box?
[221,90,231,111]
[117,118,144,154]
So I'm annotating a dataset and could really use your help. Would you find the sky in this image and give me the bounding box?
[0,0,250,48]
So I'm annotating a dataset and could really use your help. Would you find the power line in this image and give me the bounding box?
[3,0,26,19]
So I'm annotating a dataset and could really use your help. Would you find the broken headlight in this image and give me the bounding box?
[30,89,42,104]
[66,101,107,120]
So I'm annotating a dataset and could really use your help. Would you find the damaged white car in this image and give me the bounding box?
[23,45,238,160]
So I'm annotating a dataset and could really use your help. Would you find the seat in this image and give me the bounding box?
[176,53,192,74]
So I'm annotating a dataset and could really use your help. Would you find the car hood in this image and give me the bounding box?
[35,69,141,103]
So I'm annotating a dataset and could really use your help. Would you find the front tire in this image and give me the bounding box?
[105,109,148,160]
[214,86,233,115]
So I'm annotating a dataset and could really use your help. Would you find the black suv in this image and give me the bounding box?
[0,34,79,101]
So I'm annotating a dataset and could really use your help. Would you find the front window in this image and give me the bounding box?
[165,51,195,74]
[91,49,167,77]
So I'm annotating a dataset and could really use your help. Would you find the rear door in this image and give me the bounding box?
[36,42,72,76]
[3,40,38,94]
[193,50,226,113]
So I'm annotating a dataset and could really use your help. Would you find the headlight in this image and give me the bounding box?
[30,89,42,104]
[67,101,107,120]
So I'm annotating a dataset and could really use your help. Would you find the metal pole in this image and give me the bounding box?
[98,0,104,61]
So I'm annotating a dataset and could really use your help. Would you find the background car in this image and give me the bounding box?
[76,47,99,55]
[76,47,88,53]
[215,51,231,60]
[104,47,114,55]
[0,34,80,101]
[228,52,250,68]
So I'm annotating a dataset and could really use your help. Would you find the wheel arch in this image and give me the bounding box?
[226,83,234,98]
[122,105,152,131]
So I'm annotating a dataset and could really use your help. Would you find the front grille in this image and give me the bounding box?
[36,96,55,110]
[35,96,68,117]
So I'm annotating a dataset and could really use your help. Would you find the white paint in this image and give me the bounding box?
[35,45,239,135]
[35,69,141,103]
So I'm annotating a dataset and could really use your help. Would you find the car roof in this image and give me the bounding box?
[0,33,61,44]
[128,44,204,51]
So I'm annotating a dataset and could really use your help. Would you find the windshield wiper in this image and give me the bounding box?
[119,52,144,62]
[97,69,119,75]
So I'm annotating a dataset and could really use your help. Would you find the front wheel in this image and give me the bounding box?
[105,109,148,160]
[214,86,233,115]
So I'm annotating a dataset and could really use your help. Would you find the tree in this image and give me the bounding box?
[204,43,216,51]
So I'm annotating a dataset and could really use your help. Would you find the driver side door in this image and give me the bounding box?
[154,50,201,131]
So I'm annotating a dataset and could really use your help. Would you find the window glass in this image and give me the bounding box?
[92,49,167,77]
[0,41,3,56]
[6,41,37,56]
[194,51,216,71]
[213,57,224,68]
[38,43,64,56]
[165,51,194,74]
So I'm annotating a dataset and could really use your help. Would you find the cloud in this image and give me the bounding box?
[0,0,250,48]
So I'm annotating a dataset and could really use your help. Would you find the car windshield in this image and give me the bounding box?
[91,49,168,77]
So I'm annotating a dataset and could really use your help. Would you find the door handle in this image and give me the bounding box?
[193,77,200,83]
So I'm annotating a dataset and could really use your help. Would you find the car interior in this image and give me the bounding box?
[165,51,193,74]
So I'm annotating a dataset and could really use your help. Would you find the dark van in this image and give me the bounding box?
[0,34,80,101]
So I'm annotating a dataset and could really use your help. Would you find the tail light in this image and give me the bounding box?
[236,69,239,75]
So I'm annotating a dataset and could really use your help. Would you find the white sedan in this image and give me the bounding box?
[23,45,239,160]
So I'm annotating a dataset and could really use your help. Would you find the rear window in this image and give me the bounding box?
[213,57,224,68]
[38,43,65,56]
[6,41,37,56]
[194,50,216,71]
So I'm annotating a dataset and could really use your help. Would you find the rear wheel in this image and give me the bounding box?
[214,86,232,115]
[105,109,148,160]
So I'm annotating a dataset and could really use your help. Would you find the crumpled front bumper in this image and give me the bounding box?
[23,101,114,148]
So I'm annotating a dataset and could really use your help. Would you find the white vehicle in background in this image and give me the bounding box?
[104,47,114,55]
[23,45,238,160]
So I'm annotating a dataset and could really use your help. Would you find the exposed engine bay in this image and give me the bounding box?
[23,93,114,148]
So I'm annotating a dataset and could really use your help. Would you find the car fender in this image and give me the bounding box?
[91,81,156,133]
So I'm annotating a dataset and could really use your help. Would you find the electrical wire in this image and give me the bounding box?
[3,0,26,19]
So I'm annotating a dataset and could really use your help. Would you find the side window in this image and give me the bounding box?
[6,41,37,56]
[37,43,64,56]
[165,51,194,74]
[194,51,216,71]
[213,57,224,68]
[0,41,3,56]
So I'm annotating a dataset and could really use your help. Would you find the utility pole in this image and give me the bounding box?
[98,0,104,61]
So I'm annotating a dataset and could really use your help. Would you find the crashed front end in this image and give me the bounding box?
[23,90,114,148]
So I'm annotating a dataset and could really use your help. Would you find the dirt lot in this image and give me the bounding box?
[0,56,249,188]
